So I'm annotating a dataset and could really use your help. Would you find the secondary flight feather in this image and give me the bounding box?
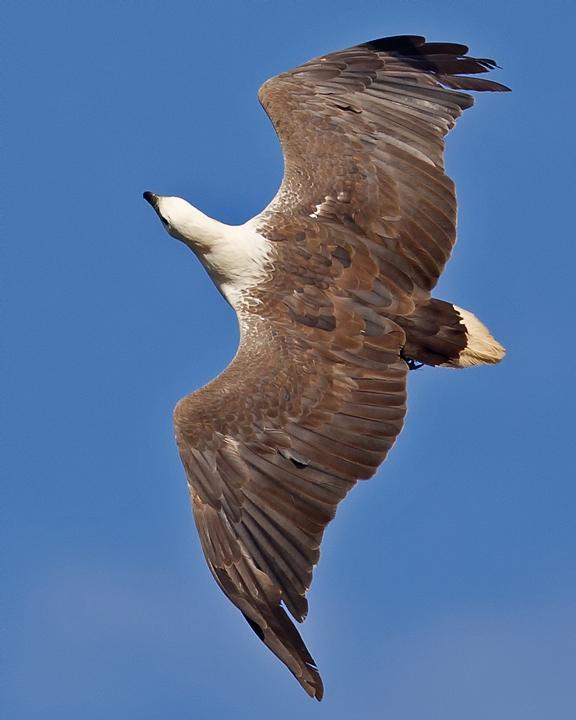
[143,34,509,700]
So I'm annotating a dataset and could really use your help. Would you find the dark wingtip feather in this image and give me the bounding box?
[242,601,324,699]
[362,34,510,93]
[361,35,426,52]
[442,76,511,92]
[422,41,470,55]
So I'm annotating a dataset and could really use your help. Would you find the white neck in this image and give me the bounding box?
[157,196,273,308]
[169,203,226,252]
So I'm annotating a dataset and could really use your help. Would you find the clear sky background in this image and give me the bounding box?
[3,1,575,718]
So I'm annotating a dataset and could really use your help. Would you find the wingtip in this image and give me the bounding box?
[313,678,324,701]
[361,35,511,94]
[300,661,324,701]
[240,597,324,699]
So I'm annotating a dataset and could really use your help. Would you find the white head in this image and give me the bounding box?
[142,191,273,308]
[143,191,222,250]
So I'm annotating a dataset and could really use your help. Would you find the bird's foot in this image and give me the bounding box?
[400,349,425,371]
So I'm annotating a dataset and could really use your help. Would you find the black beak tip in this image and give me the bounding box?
[143,191,156,205]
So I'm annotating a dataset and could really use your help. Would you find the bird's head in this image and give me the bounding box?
[142,189,272,307]
[143,191,202,243]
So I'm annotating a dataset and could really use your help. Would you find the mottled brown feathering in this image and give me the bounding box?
[172,35,508,699]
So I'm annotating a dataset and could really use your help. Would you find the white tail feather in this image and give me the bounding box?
[447,306,506,368]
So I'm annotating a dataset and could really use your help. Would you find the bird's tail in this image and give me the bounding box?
[398,298,505,368]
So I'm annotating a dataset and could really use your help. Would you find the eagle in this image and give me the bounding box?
[143,34,508,699]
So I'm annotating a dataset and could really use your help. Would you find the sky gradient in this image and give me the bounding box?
[3,1,576,718]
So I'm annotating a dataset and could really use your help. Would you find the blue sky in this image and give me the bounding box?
[3,1,575,717]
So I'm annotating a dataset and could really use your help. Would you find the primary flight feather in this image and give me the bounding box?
[143,34,508,700]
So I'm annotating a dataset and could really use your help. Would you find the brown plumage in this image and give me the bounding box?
[149,35,509,700]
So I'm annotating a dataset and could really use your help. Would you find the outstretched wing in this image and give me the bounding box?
[175,314,407,700]
[175,36,508,698]
[257,35,509,296]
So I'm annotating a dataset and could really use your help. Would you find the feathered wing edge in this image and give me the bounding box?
[192,494,324,699]
[178,335,408,700]
[359,35,510,93]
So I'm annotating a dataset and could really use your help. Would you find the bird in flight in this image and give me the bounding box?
[143,34,508,700]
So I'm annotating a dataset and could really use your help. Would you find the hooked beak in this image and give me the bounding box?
[143,191,159,209]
